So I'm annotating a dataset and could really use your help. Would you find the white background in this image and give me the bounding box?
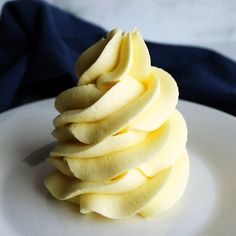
[1,0,236,60]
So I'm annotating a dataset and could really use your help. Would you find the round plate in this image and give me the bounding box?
[0,99,235,236]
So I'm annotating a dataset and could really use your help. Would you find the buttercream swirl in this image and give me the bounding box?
[44,29,189,219]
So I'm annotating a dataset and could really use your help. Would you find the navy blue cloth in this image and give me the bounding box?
[0,1,236,116]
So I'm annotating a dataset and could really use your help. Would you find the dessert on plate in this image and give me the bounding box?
[44,28,189,219]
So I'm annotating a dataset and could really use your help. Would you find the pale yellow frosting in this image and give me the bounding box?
[44,29,189,219]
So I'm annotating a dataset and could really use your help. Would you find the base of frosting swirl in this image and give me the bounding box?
[45,150,189,219]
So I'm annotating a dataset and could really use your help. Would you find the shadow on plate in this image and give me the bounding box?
[23,142,56,166]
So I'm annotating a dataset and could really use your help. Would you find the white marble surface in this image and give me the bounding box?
[1,0,236,60]
[46,0,236,61]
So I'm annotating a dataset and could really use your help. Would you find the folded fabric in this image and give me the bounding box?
[0,1,235,116]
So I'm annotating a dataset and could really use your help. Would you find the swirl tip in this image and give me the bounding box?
[109,28,141,36]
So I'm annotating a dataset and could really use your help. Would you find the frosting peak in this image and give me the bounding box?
[76,29,151,88]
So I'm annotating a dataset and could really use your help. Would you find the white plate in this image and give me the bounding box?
[0,99,235,236]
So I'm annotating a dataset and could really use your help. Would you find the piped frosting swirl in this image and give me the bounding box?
[44,29,189,219]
